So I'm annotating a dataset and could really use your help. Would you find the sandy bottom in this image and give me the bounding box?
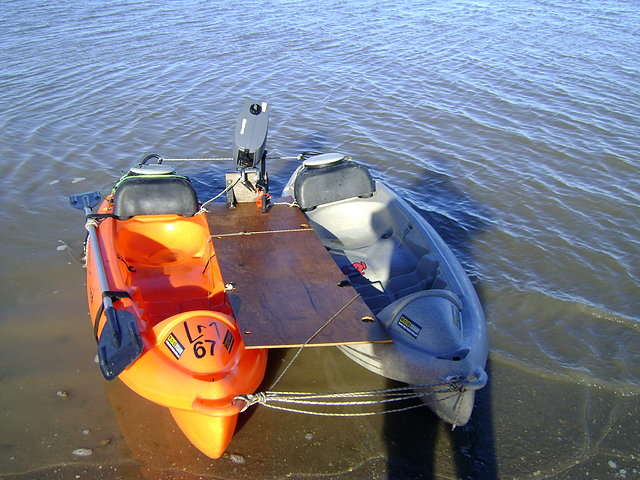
[1,266,638,480]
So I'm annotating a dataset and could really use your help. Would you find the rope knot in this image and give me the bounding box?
[444,375,469,393]
[235,391,268,412]
[85,218,99,230]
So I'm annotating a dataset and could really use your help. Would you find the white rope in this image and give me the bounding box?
[235,379,469,417]
[160,155,302,162]
[252,401,428,417]
[196,171,299,215]
[210,227,314,238]
[85,218,99,230]
[265,385,461,403]
[196,176,242,214]
[272,200,299,208]
[268,294,363,389]
[245,275,471,418]
[162,157,235,162]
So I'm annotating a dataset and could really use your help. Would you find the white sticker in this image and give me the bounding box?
[240,118,247,135]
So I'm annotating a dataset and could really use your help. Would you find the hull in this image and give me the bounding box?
[284,155,488,426]
[86,200,267,458]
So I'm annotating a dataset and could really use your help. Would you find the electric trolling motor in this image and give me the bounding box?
[229,100,270,212]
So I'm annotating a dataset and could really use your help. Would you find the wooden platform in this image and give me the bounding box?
[206,202,391,349]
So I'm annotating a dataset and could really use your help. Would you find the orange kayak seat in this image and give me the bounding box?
[107,165,210,312]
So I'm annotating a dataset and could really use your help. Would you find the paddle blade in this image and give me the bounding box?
[69,191,102,211]
[98,307,143,380]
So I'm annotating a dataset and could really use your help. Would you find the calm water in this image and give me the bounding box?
[1,1,639,478]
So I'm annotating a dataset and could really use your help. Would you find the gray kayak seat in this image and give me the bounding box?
[300,183,448,314]
[293,154,376,211]
[113,173,199,220]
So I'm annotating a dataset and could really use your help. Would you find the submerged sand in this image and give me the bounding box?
[1,265,637,479]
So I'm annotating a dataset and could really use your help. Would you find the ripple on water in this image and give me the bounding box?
[0,0,638,395]
[485,282,640,392]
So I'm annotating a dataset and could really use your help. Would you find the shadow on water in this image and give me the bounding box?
[397,161,493,274]
[382,161,497,479]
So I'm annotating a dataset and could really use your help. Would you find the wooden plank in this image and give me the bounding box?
[206,202,391,348]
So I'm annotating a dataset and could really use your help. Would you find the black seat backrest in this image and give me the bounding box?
[113,175,199,219]
[294,158,376,211]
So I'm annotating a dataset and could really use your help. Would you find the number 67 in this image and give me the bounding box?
[193,340,216,358]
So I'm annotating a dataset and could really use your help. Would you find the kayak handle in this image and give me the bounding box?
[192,397,244,417]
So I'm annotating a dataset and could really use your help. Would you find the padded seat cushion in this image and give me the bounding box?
[294,160,376,210]
[113,175,198,219]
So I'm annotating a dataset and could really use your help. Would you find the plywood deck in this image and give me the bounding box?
[206,202,391,348]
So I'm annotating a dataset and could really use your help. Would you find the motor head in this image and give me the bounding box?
[233,100,269,170]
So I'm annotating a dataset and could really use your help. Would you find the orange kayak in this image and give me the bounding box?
[83,165,267,458]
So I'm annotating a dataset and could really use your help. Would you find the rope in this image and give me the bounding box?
[449,380,467,428]
[163,157,234,162]
[264,382,464,401]
[85,218,99,230]
[197,176,241,214]
[56,240,85,266]
[210,227,314,238]
[269,294,363,390]
[159,155,303,162]
[235,380,470,417]
[247,287,471,418]
[250,401,427,417]
[196,171,297,214]
[272,200,299,208]
[163,152,307,213]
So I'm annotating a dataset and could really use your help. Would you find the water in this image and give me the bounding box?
[1,0,639,478]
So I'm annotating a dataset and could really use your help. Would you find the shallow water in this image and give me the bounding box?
[1,0,639,478]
